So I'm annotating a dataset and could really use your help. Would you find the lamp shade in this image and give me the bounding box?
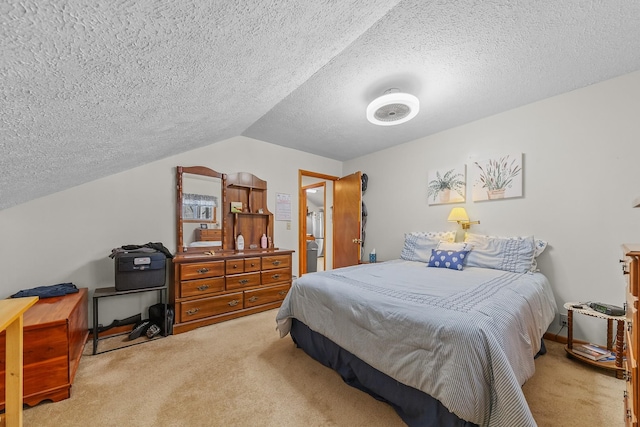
[447,207,469,222]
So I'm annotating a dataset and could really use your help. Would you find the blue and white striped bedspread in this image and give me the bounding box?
[276,259,557,427]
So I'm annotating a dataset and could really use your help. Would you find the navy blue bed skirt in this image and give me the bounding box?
[290,318,478,427]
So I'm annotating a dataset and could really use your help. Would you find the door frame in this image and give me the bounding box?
[298,169,338,277]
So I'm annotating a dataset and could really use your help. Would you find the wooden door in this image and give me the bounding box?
[333,172,362,268]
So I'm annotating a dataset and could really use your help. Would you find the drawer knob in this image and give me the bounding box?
[228,299,239,307]
[272,260,281,266]
[239,279,249,285]
[251,263,256,267]
[197,284,210,291]
[248,296,259,302]
[186,308,200,316]
[272,274,280,279]
[278,290,287,296]
[232,264,239,269]
[197,268,209,274]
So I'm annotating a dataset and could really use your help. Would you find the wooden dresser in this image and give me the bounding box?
[0,288,88,409]
[171,249,293,334]
[623,244,640,426]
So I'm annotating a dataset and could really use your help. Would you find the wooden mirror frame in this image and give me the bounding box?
[176,166,226,254]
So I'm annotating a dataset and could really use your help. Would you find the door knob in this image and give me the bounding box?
[352,238,363,244]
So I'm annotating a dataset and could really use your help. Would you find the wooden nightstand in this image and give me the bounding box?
[563,302,625,379]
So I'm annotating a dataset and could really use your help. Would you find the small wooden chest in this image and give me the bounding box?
[0,287,88,409]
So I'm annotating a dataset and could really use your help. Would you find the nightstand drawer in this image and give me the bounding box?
[625,355,638,425]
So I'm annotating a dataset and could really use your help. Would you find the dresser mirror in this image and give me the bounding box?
[176,166,226,253]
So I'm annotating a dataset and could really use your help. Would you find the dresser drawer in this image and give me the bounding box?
[261,268,291,286]
[181,261,225,280]
[629,256,639,297]
[244,257,261,272]
[628,293,638,349]
[244,283,290,308]
[226,272,261,290]
[180,292,243,321]
[262,255,291,270]
[625,354,638,425]
[181,277,225,298]
[226,259,245,274]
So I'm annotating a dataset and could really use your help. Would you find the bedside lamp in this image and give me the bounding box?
[447,207,480,230]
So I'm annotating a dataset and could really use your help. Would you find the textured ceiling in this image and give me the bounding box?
[2,0,640,210]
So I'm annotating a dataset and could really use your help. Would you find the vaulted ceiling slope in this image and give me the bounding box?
[2,1,640,211]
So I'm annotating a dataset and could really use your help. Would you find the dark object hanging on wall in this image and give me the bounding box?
[360,172,368,260]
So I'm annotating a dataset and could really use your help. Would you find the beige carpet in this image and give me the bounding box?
[22,309,624,427]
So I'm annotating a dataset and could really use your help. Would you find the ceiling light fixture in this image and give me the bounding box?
[366,88,420,126]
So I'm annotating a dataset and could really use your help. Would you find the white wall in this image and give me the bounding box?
[3,71,640,343]
[0,136,342,323]
[347,70,640,343]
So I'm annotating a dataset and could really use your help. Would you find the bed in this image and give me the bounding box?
[276,232,557,427]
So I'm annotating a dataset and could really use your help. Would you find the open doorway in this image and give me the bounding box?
[298,169,363,277]
[303,182,326,273]
[299,170,335,276]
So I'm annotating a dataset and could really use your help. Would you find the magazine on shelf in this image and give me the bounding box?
[572,344,612,361]
[580,343,610,355]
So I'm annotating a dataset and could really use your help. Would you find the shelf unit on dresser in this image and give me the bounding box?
[623,244,640,427]
[224,172,274,250]
[170,249,294,334]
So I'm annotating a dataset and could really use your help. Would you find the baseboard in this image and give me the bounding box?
[543,331,567,344]
[87,324,134,340]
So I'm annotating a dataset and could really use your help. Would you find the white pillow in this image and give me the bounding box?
[400,231,456,263]
[531,239,548,271]
[436,241,472,252]
[464,233,536,273]
[407,231,456,242]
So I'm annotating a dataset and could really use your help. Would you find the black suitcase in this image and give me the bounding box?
[114,251,166,291]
